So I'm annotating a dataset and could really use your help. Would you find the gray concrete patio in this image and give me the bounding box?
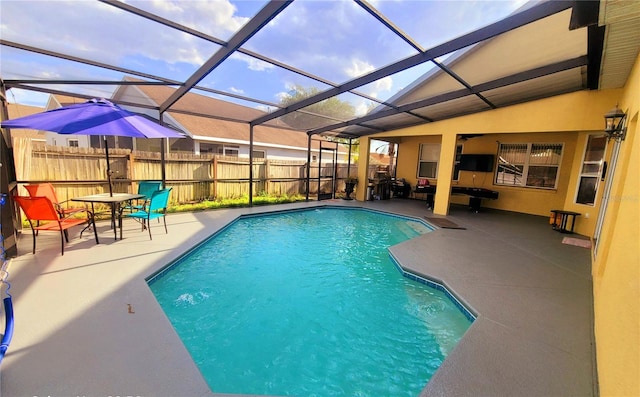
[0,198,595,396]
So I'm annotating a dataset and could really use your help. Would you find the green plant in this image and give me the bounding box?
[168,193,307,213]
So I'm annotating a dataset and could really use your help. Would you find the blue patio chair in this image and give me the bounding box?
[124,181,162,213]
[120,188,172,240]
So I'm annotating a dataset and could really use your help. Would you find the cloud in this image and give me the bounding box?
[1,0,280,84]
[134,0,248,39]
[0,1,245,73]
[344,58,393,99]
[354,101,371,117]
[246,57,275,72]
[242,0,413,84]
[230,53,275,72]
[275,90,291,103]
[1,0,525,111]
[229,87,244,94]
[369,76,393,99]
[345,59,375,79]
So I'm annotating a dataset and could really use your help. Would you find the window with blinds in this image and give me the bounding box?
[495,143,563,189]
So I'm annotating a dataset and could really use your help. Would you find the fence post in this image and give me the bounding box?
[264,159,270,195]
[212,157,217,200]
[127,152,135,193]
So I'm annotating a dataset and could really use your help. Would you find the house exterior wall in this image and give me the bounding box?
[395,131,581,215]
[193,139,349,163]
[194,140,342,163]
[592,53,639,397]
[456,132,578,214]
[365,89,622,235]
[248,146,309,162]
[45,133,91,148]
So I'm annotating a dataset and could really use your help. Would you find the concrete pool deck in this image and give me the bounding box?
[0,199,595,396]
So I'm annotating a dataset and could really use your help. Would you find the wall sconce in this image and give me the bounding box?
[604,105,627,141]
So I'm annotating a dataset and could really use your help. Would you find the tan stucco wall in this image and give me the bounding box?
[377,89,622,234]
[396,131,582,217]
[377,89,621,137]
[592,53,640,397]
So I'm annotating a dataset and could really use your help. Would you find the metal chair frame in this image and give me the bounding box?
[120,188,172,240]
[24,182,86,219]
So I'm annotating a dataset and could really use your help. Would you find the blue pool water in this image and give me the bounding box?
[149,208,472,396]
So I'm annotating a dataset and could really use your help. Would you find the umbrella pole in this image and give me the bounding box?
[104,136,113,197]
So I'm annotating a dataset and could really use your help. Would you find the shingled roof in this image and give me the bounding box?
[6,103,46,141]
[118,77,339,152]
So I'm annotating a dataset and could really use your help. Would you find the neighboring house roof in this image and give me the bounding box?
[116,77,346,153]
[126,77,284,126]
[170,112,316,151]
[6,103,47,141]
[47,94,88,108]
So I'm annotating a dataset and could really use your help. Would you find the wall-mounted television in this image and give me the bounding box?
[458,154,495,172]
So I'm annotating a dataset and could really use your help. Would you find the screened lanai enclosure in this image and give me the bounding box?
[2,0,607,137]
[1,0,637,256]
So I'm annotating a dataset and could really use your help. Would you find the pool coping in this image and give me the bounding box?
[388,252,477,323]
[1,200,596,397]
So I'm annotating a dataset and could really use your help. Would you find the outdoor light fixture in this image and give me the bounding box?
[604,105,627,141]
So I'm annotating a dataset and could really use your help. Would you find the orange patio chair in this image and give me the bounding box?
[14,196,98,255]
[24,182,85,219]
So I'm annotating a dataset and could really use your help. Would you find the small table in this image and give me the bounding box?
[414,185,436,209]
[550,210,581,234]
[72,193,144,240]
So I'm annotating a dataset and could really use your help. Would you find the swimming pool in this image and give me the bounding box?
[149,207,473,396]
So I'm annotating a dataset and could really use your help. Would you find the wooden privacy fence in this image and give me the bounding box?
[13,139,370,205]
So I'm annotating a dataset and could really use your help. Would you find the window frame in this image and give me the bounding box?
[575,134,607,206]
[494,142,563,189]
[218,145,239,157]
[417,143,441,179]
[453,143,463,181]
[199,142,218,154]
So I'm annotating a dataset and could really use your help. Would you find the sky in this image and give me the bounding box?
[1,0,527,116]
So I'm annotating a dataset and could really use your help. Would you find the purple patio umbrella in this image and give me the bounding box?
[1,98,184,195]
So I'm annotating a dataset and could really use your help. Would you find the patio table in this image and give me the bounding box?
[72,193,144,240]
